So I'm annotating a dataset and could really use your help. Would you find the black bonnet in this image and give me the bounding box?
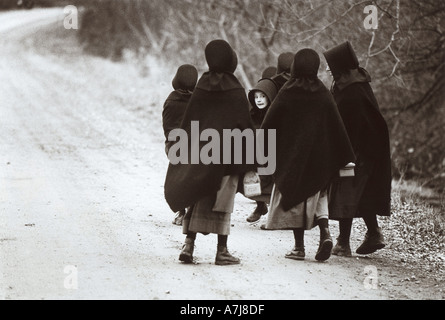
[261,66,277,79]
[323,41,359,77]
[172,64,198,91]
[248,78,278,109]
[205,39,237,73]
[277,52,295,74]
[291,48,320,79]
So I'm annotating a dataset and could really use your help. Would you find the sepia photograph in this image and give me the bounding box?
[0,0,444,306]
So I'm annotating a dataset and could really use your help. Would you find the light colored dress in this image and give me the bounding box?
[265,185,328,230]
[182,175,239,236]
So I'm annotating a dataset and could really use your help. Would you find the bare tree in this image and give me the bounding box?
[78,0,445,187]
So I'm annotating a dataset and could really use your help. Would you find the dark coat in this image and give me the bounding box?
[164,72,257,213]
[270,72,290,91]
[328,76,392,218]
[250,108,268,130]
[261,78,356,211]
[162,90,192,154]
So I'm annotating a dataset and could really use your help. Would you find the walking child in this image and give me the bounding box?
[164,40,257,265]
[162,64,198,225]
[324,41,392,256]
[244,78,278,223]
[260,48,355,261]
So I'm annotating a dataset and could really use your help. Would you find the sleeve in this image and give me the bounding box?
[162,100,174,141]
[337,87,387,162]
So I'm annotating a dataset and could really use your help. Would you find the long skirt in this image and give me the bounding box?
[183,175,239,236]
[265,186,328,231]
[328,173,369,220]
[328,161,391,219]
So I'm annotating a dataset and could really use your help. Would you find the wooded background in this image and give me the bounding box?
[4,0,444,192]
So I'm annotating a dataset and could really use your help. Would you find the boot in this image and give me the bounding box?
[215,246,240,265]
[356,227,385,255]
[179,238,194,263]
[315,224,333,261]
[246,202,268,223]
[332,237,352,257]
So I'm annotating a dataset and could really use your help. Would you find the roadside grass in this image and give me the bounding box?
[389,179,444,253]
[372,180,444,280]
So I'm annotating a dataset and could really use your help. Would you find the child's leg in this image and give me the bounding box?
[338,218,353,243]
[179,231,196,264]
[362,214,380,234]
[217,234,227,247]
[215,234,240,265]
[312,192,333,261]
[356,214,385,254]
[332,218,353,257]
[317,218,331,241]
[285,228,305,260]
[246,201,268,223]
[293,228,305,249]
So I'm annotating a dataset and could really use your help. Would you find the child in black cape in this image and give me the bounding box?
[164,40,257,265]
[243,59,289,228]
[323,41,392,256]
[244,78,278,223]
[261,48,355,261]
[270,52,294,91]
[162,64,198,226]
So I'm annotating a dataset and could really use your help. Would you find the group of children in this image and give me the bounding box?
[162,39,392,265]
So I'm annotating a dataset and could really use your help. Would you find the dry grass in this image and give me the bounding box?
[371,180,445,280]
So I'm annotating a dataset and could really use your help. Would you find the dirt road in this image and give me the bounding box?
[0,8,442,301]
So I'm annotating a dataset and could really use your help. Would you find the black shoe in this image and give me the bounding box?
[246,202,268,223]
[356,228,385,255]
[315,228,333,261]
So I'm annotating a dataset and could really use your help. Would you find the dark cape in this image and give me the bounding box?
[330,69,392,217]
[250,108,268,129]
[260,78,356,211]
[162,89,192,154]
[270,72,290,91]
[164,72,257,212]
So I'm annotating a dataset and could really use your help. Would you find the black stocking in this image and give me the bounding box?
[217,234,228,247]
[338,219,353,243]
[292,228,304,247]
[363,215,380,235]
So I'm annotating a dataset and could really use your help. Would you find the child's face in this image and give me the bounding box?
[254,91,269,109]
